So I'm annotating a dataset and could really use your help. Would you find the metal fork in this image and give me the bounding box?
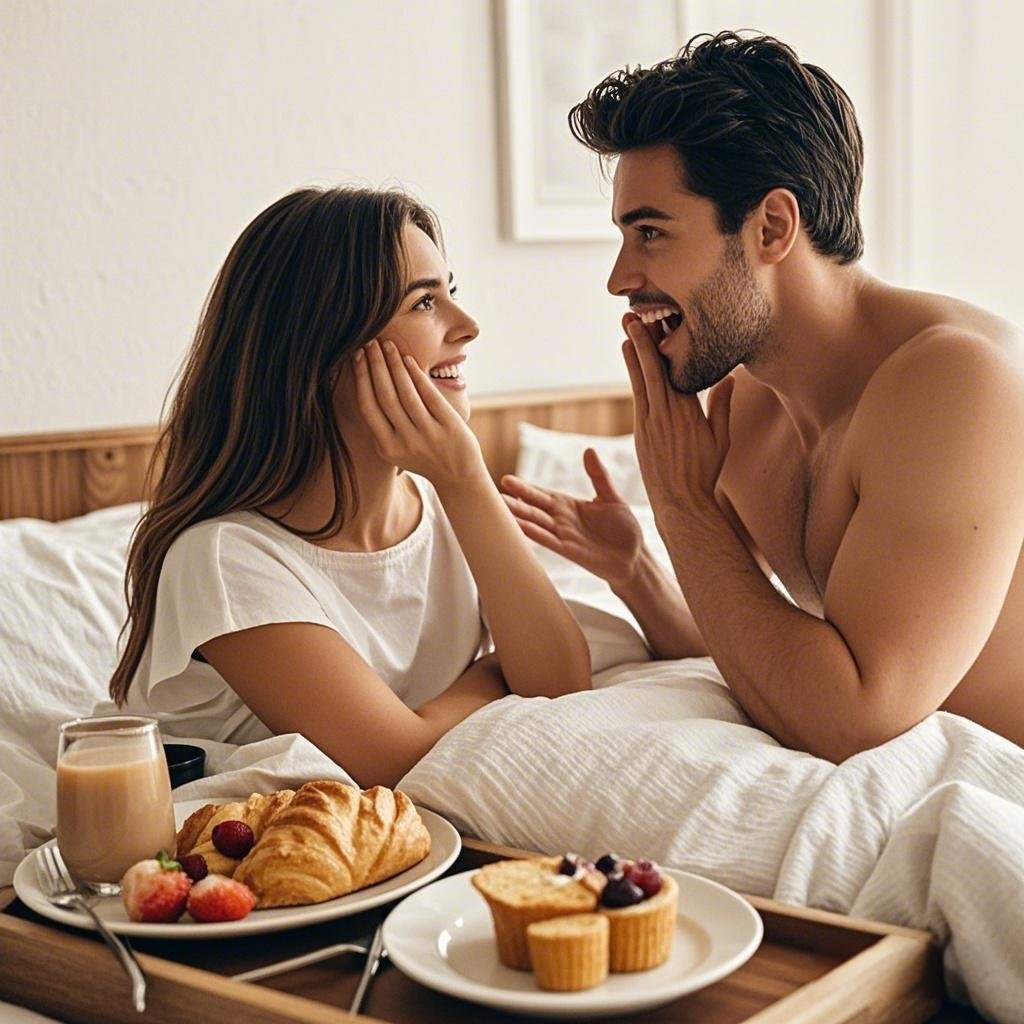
[35,844,147,1013]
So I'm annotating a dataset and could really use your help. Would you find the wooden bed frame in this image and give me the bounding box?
[0,386,633,522]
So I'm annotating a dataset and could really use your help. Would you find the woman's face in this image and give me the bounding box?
[377,222,479,421]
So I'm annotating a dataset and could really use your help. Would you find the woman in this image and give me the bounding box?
[109,186,591,788]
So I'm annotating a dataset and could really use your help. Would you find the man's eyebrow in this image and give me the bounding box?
[403,271,455,297]
[617,206,675,227]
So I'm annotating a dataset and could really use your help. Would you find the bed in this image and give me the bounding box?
[1,386,1022,1022]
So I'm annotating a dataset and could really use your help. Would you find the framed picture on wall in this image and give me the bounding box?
[496,0,686,242]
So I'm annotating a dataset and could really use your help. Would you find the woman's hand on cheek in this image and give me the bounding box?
[354,338,486,488]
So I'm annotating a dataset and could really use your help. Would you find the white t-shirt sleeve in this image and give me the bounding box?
[143,520,336,707]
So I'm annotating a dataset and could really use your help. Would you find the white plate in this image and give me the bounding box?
[383,866,763,1019]
[13,797,461,939]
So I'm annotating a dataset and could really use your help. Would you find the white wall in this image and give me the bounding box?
[2,1,1022,435]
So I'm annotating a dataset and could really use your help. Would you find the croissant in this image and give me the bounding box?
[175,790,295,877]
[234,780,431,908]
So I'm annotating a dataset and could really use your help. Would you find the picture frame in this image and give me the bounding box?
[496,0,686,242]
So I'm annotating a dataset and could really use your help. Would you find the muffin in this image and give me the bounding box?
[601,872,678,971]
[471,856,600,969]
[527,913,609,991]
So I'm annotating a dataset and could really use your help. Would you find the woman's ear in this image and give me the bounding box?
[752,188,800,265]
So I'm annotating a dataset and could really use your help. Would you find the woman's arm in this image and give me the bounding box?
[200,624,507,789]
[355,340,592,697]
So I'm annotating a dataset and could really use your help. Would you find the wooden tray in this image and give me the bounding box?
[0,838,945,1024]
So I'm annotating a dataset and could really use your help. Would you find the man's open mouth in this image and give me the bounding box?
[636,306,684,338]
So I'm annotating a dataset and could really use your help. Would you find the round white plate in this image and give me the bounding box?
[13,797,460,939]
[383,866,763,1019]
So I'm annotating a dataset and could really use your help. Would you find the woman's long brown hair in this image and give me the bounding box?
[109,186,442,704]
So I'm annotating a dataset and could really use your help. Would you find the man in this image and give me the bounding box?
[502,32,1024,760]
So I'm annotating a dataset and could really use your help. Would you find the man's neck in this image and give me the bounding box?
[743,251,893,449]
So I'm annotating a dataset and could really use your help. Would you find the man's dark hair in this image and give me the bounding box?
[570,31,864,264]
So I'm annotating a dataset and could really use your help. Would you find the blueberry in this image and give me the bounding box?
[595,853,619,875]
[558,854,580,876]
[601,876,645,908]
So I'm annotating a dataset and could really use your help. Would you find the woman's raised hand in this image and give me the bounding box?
[501,448,645,589]
[355,338,486,488]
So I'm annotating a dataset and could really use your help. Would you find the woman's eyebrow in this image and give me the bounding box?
[403,271,455,297]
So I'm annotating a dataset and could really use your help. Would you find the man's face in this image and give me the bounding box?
[608,145,774,394]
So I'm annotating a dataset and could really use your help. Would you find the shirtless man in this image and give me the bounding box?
[502,32,1024,759]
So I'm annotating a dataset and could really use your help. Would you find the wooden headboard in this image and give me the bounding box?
[0,386,633,522]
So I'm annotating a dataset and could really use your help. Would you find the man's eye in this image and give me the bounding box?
[413,293,436,311]
[638,225,661,243]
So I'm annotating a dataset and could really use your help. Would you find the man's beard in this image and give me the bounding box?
[668,234,774,395]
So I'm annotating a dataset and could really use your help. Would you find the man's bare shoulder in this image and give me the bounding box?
[851,317,1024,475]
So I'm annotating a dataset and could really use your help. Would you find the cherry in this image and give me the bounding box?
[626,859,663,898]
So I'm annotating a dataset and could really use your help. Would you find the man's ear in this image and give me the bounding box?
[751,188,799,264]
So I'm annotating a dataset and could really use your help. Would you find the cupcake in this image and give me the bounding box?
[598,858,678,971]
[527,913,609,991]
[471,855,600,969]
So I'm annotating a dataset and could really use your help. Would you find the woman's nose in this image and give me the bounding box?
[454,308,480,344]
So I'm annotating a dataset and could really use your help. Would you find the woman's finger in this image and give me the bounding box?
[582,448,625,503]
[366,339,416,433]
[354,347,397,439]
[403,354,462,426]
[381,341,434,432]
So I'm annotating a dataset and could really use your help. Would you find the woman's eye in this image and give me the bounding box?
[413,293,436,311]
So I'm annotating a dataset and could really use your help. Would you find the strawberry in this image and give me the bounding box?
[186,874,257,923]
[121,850,192,923]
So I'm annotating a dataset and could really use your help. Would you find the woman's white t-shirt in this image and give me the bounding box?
[120,475,489,743]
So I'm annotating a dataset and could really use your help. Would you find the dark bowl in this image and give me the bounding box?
[162,743,206,789]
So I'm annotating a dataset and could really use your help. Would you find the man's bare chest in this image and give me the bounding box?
[723,417,858,614]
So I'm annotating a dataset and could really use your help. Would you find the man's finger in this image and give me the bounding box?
[626,317,668,411]
[502,493,557,533]
[500,474,560,512]
[582,448,625,503]
[622,338,649,422]
[513,515,567,556]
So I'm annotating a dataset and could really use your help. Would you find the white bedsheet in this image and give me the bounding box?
[4,658,1022,1020]
[3,503,1024,1020]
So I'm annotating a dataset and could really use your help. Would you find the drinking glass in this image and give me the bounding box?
[56,716,177,895]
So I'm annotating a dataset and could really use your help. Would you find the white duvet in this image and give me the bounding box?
[2,504,1023,1022]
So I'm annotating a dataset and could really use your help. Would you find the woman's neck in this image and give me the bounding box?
[259,433,422,553]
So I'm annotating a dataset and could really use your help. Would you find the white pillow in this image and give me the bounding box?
[0,503,141,765]
[514,422,648,505]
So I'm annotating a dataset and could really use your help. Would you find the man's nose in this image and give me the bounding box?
[607,247,641,297]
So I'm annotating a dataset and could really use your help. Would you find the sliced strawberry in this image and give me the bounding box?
[186,874,257,923]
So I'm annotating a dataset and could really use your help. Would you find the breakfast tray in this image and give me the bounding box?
[0,837,944,1024]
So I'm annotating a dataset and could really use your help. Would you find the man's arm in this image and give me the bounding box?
[628,318,1024,761]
